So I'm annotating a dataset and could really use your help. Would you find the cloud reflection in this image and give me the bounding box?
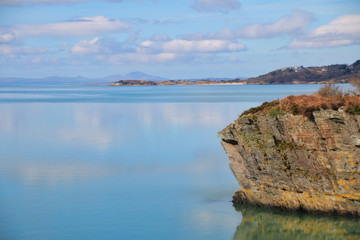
[3,163,116,185]
[59,105,114,150]
[190,207,242,235]
[0,105,25,134]
[0,102,253,145]
[138,103,249,127]
[55,102,251,149]
[2,148,230,186]
[0,102,249,186]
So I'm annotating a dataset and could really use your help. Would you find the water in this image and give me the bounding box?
[0,84,358,240]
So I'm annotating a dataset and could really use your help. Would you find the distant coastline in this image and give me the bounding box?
[108,79,349,87]
[109,79,246,86]
[1,60,358,86]
[110,60,360,86]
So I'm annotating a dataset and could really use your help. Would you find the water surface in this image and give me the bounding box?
[1,84,357,240]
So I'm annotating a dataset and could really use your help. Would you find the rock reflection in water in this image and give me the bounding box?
[233,205,360,240]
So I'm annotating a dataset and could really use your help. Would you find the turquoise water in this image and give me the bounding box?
[0,84,358,240]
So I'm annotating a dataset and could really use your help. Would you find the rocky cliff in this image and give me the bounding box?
[219,104,360,216]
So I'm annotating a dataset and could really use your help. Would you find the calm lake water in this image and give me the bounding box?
[0,84,359,240]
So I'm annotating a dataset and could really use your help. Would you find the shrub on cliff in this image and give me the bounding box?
[279,95,360,117]
[241,90,360,119]
[241,81,360,118]
[351,80,360,94]
[241,101,280,116]
[278,83,360,117]
[316,83,343,97]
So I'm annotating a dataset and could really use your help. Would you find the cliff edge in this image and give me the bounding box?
[218,96,360,216]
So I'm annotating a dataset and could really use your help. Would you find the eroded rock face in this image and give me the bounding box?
[218,108,360,216]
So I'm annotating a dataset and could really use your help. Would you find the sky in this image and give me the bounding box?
[0,0,359,79]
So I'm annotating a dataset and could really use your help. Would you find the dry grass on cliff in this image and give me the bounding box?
[279,94,360,117]
[242,82,360,118]
[280,82,360,117]
[351,80,360,93]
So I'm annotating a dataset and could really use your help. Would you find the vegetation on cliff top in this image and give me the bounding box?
[242,81,360,117]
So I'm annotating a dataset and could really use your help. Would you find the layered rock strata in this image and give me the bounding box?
[219,108,360,216]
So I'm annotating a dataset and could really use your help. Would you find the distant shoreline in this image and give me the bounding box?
[109,80,247,86]
[109,60,359,86]
[108,80,348,87]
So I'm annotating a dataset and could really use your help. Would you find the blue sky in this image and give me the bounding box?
[0,0,359,79]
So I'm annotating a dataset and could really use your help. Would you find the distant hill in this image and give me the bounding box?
[0,71,168,85]
[174,77,245,82]
[110,60,360,86]
[2,60,359,86]
[123,72,168,82]
[242,60,360,85]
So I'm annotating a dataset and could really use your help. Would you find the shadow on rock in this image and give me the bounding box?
[233,204,360,240]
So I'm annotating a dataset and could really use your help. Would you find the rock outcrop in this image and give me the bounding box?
[219,107,360,216]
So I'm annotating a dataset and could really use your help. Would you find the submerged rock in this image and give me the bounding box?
[219,107,360,216]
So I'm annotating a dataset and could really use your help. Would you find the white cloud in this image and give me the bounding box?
[140,40,155,48]
[71,37,136,55]
[0,44,47,55]
[1,16,132,40]
[239,10,314,38]
[1,0,239,14]
[0,0,132,5]
[0,0,83,4]
[160,39,246,53]
[136,39,246,55]
[71,37,246,63]
[191,0,241,13]
[107,52,180,64]
[0,31,16,43]
[186,10,315,40]
[29,56,43,64]
[150,34,171,42]
[289,14,360,48]
[71,37,104,55]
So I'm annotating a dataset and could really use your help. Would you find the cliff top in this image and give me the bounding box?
[242,83,360,118]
